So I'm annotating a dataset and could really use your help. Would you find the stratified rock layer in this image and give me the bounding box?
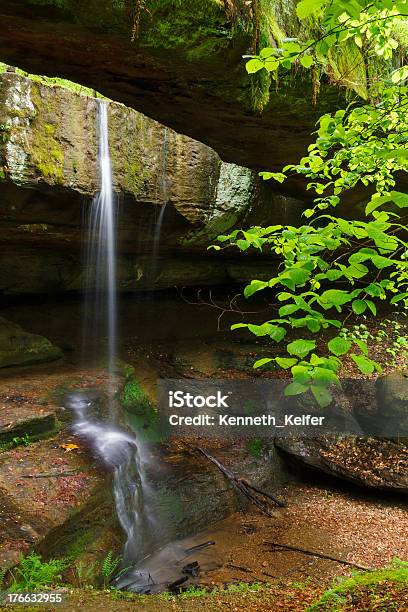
[0,72,301,294]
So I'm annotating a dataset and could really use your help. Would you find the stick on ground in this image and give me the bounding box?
[263,541,372,571]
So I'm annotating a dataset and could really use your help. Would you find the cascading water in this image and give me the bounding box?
[71,99,152,565]
[152,204,167,262]
[69,101,198,593]
[84,100,117,377]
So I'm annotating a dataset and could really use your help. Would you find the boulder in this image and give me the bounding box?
[275,436,408,493]
[375,371,408,439]
[0,317,62,368]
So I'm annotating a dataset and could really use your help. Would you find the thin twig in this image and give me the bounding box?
[263,541,372,571]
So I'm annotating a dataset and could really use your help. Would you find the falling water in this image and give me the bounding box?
[73,99,153,565]
[67,101,209,594]
[65,392,150,562]
[150,127,169,284]
[152,204,167,263]
[84,100,117,375]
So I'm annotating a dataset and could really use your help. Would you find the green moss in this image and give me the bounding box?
[121,378,152,413]
[122,378,169,442]
[25,0,130,33]
[123,160,144,194]
[308,560,408,611]
[1,60,102,99]
[140,0,232,60]
[0,122,11,144]
[246,438,265,458]
[28,88,65,183]
[327,40,368,100]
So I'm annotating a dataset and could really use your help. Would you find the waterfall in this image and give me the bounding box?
[83,100,117,374]
[73,99,153,566]
[65,392,149,562]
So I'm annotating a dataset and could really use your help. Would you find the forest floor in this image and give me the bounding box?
[1,482,407,611]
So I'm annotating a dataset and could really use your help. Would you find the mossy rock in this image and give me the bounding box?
[0,317,63,368]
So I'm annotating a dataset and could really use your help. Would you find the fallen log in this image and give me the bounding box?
[263,541,372,571]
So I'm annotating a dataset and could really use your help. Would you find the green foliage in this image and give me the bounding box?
[214,1,408,407]
[100,551,124,589]
[0,434,32,453]
[341,316,408,367]
[0,123,11,144]
[307,559,408,610]
[9,553,67,591]
[0,567,6,589]
[244,0,408,98]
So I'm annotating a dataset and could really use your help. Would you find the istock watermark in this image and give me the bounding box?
[168,390,230,409]
[156,379,407,440]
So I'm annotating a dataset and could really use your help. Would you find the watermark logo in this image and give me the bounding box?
[168,390,230,409]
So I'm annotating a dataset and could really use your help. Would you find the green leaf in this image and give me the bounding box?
[311,385,332,407]
[264,57,280,72]
[312,367,339,385]
[268,326,287,342]
[354,339,368,356]
[280,267,310,290]
[390,191,408,208]
[345,264,369,280]
[371,255,393,269]
[328,336,351,356]
[326,269,343,281]
[275,357,298,369]
[319,290,352,309]
[244,280,268,298]
[306,318,321,332]
[253,357,273,369]
[284,381,308,396]
[351,354,375,375]
[247,323,286,342]
[352,299,367,315]
[292,365,312,384]
[365,300,377,316]
[390,292,408,304]
[246,58,264,74]
[300,55,314,68]
[365,194,391,215]
[279,304,299,316]
[236,239,250,251]
[259,47,276,59]
[287,339,316,358]
[296,0,326,19]
[231,323,248,330]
